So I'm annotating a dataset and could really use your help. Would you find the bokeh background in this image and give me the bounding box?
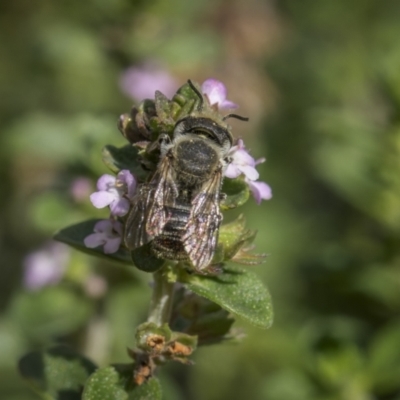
[1,0,400,399]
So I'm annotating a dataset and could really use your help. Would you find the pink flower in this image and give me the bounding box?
[225,139,260,181]
[225,139,272,204]
[90,170,136,217]
[120,64,178,101]
[201,79,238,110]
[70,177,93,202]
[84,219,123,254]
[23,242,70,290]
[246,179,272,205]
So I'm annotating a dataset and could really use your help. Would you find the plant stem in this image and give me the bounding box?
[147,267,175,326]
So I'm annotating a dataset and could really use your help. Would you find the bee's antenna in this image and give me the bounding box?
[222,113,249,122]
[187,79,204,111]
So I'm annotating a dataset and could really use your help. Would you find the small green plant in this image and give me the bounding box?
[19,79,273,399]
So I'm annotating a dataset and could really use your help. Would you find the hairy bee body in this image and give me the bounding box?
[123,81,248,272]
[151,195,192,261]
[124,115,232,271]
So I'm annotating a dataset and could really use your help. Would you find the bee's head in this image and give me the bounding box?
[173,80,248,153]
[174,116,232,154]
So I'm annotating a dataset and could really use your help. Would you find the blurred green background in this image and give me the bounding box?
[2,0,400,399]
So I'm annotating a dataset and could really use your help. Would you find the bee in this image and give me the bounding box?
[124,80,248,272]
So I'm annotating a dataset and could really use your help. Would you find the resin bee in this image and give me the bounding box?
[124,80,247,271]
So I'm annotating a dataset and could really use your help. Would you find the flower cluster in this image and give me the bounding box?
[84,219,123,254]
[225,139,272,204]
[84,78,271,254]
[84,169,136,254]
[90,170,136,217]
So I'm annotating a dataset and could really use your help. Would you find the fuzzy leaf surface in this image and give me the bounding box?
[82,366,161,400]
[19,345,96,400]
[177,264,273,329]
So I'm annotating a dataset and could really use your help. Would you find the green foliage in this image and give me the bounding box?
[82,366,162,400]
[18,345,97,399]
[367,322,400,393]
[102,145,149,181]
[46,71,272,398]
[177,264,273,329]
[220,177,250,210]
[10,288,93,343]
[170,289,236,345]
[3,0,400,399]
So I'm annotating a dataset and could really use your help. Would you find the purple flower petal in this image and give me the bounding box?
[202,79,227,103]
[219,100,239,110]
[234,149,256,167]
[225,139,261,181]
[90,172,137,216]
[103,237,122,254]
[94,219,113,233]
[84,233,106,248]
[84,219,123,254]
[109,197,130,217]
[247,180,272,204]
[239,165,259,181]
[97,174,116,191]
[90,191,117,209]
[117,170,136,198]
[201,78,238,109]
[225,163,242,179]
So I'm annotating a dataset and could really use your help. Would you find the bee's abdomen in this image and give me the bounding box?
[152,205,190,261]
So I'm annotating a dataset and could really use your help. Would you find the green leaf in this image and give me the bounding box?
[154,91,175,131]
[130,377,162,400]
[102,145,148,180]
[367,321,400,393]
[221,177,250,210]
[171,289,236,346]
[19,345,97,399]
[177,264,273,329]
[10,287,93,342]
[82,366,162,400]
[83,366,127,400]
[170,287,235,346]
[215,214,258,262]
[54,219,133,265]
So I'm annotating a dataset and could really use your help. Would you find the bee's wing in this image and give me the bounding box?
[182,169,223,270]
[146,156,178,237]
[124,184,153,249]
[124,155,177,250]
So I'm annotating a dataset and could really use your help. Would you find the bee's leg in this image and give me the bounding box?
[158,133,171,145]
[198,263,224,276]
[219,193,227,202]
[159,133,172,155]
